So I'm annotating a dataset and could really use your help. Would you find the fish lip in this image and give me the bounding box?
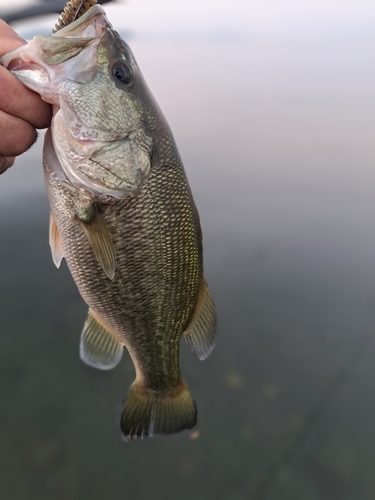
[7,58,50,87]
[0,5,108,73]
[7,58,35,72]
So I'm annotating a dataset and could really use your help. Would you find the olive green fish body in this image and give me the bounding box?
[1,4,216,438]
[44,126,202,392]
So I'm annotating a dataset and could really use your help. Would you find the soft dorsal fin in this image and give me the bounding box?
[49,212,64,268]
[78,204,116,280]
[183,280,216,360]
[80,309,124,370]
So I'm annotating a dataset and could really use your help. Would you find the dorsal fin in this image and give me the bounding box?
[49,212,64,268]
[183,280,216,360]
[80,309,124,370]
[78,204,116,280]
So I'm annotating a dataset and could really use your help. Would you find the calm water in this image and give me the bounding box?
[1,36,375,500]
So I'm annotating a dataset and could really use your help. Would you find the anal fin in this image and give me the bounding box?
[78,204,116,280]
[49,212,64,268]
[183,280,216,360]
[80,309,123,370]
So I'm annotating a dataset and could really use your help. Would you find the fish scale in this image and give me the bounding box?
[2,3,216,438]
[45,129,202,390]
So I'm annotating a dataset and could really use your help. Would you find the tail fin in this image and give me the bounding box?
[120,381,197,439]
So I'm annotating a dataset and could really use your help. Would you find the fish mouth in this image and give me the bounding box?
[7,58,38,72]
[6,58,50,89]
[0,5,108,103]
[1,5,108,65]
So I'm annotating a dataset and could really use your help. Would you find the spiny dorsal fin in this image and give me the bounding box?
[78,204,116,280]
[80,309,123,370]
[53,0,97,33]
[183,280,216,360]
[49,212,64,268]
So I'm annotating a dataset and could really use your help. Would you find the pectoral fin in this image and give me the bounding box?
[183,280,216,360]
[80,310,124,370]
[49,212,64,268]
[78,204,116,280]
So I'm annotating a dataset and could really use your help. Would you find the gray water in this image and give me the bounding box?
[1,38,375,500]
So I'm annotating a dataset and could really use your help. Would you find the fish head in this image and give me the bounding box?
[1,5,154,199]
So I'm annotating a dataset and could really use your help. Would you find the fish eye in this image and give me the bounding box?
[112,63,133,86]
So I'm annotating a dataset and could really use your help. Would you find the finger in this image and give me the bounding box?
[0,155,15,175]
[0,20,26,56]
[0,21,52,129]
[0,66,52,129]
[0,110,37,156]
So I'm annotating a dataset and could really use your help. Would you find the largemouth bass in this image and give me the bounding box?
[1,4,216,438]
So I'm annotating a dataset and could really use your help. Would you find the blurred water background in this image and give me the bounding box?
[1,0,375,499]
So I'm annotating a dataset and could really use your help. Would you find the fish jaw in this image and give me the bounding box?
[2,40,56,104]
[0,5,108,105]
[1,36,102,106]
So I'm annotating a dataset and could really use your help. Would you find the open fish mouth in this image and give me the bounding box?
[6,58,50,90]
[0,6,108,102]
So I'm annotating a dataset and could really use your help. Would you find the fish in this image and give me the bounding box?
[0,3,216,438]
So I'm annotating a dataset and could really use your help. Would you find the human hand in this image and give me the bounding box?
[0,20,52,174]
